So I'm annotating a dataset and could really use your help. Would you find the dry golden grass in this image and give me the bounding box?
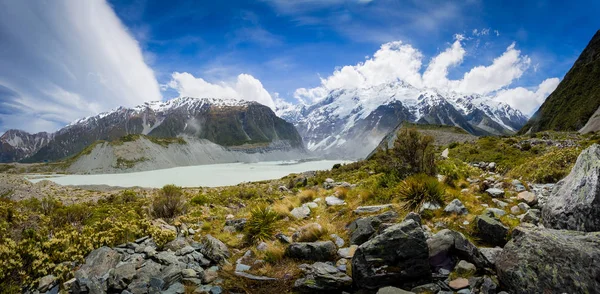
[298,189,317,204]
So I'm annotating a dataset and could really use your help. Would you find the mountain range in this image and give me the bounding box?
[0,97,304,163]
[277,82,528,159]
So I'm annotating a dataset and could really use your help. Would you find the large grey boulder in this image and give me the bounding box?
[475,211,508,247]
[286,241,337,261]
[496,225,600,293]
[542,144,600,231]
[293,262,352,292]
[444,199,468,215]
[427,229,491,272]
[347,210,398,245]
[73,247,122,293]
[108,263,137,291]
[200,235,230,265]
[352,219,430,289]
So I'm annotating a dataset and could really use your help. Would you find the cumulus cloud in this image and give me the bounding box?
[493,78,560,115]
[294,35,549,113]
[0,0,161,133]
[167,72,275,109]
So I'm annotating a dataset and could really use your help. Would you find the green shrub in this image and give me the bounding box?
[373,128,436,177]
[245,206,278,244]
[448,142,459,149]
[398,174,445,211]
[151,185,186,219]
[190,194,209,206]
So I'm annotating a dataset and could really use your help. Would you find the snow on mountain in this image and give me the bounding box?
[278,82,528,159]
[0,130,53,162]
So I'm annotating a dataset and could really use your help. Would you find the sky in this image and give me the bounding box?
[0,0,599,133]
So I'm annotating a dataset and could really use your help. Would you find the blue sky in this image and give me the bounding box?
[0,0,599,133]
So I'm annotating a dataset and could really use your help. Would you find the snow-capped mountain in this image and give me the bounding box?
[277,82,528,159]
[0,130,53,162]
[1,97,304,163]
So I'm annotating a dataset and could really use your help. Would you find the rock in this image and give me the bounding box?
[479,247,503,266]
[38,274,57,292]
[449,278,469,290]
[454,260,476,277]
[403,212,422,225]
[325,196,346,206]
[181,268,197,278]
[427,229,491,272]
[543,144,600,231]
[492,199,509,209]
[164,237,189,252]
[331,234,345,247]
[108,263,137,291]
[441,148,449,158]
[176,245,195,256]
[155,251,181,266]
[411,283,441,294]
[420,201,442,212]
[517,191,537,205]
[510,206,521,215]
[286,241,337,261]
[200,235,230,265]
[275,233,292,244]
[488,162,496,171]
[293,262,352,292]
[74,246,122,292]
[291,205,311,220]
[484,208,505,217]
[444,199,468,215]
[377,286,415,294]
[224,218,247,231]
[354,204,393,214]
[160,265,183,288]
[202,267,219,284]
[305,202,318,208]
[496,225,600,293]
[292,223,324,242]
[337,245,358,259]
[522,209,540,225]
[347,210,398,245]
[256,242,268,251]
[336,258,348,272]
[478,276,498,294]
[152,219,177,233]
[475,213,508,247]
[163,282,185,294]
[485,188,504,198]
[517,202,530,212]
[352,219,430,289]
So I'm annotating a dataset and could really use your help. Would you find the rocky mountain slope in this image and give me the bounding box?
[520,30,600,134]
[0,130,53,162]
[278,82,528,159]
[66,135,309,174]
[1,97,304,163]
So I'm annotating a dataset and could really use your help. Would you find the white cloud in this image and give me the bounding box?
[167,72,275,109]
[422,35,466,90]
[0,0,161,133]
[493,78,560,115]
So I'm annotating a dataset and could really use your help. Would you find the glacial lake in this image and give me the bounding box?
[27,160,351,188]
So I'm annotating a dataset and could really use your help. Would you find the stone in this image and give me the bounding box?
[294,262,352,292]
[478,276,498,294]
[411,283,441,294]
[492,199,509,209]
[224,218,247,231]
[427,229,491,272]
[181,268,197,279]
[354,204,393,214]
[161,265,183,288]
[163,282,185,294]
[352,219,430,289]
[337,245,358,259]
[496,225,600,293]
[290,205,311,220]
[510,206,521,215]
[486,188,504,198]
[200,235,230,265]
[305,202,318,209]
[403,212,422,225]
[256,242,268,251]
[517,191,537,205]
[275,233,292,244]
[377,286,415,294]
[484,208,505,218]
[449,278,469,290]
[188,228,196,235]
[420,201,442,212]
[176,245,195,256]
[152,219,177,233]
[202,267,219,284]
[479,247,503,266]
[155,251,180,266]
[441,148,449,158]
[331,234,345,247]
[164,237,189,252]
[325,195,346,206]
[292,223,324,242]
[518,202,530,212]
[347,210,398,245]
[454,260,476,277]
[475,213,508,247]
[543,144,600,231]
[286,241,337,261]
[74,246,122,292]
[522,209,541,225]
[444,199,468,215]
[38,274,57,292]
[108,263,137,291]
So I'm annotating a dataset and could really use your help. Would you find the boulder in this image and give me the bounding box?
[478,247,503,266]
[485,188,504,198]
[291,205,311,220]
[224,218,247,231]
[427,229,491,272]
[337,245,358,259]
[347,210,398,245]
[200,235,230,265]
[475,212,508,247]
[484,208,505,218]
[352,219,430,289]
[448,278,469,290]
[454,260,476,277]
[420,201,442,212]
[496,225,600,293]
[325,196,346,206]
[286,241,337,261]
[542,144,600,231]
[444,199,468,215]
[293,262,352,292]
[73,246,122,292]
[38,275,57,292]
[517,191,537,206]
[522,209,540,225]
[108,263,137,291]
[354,204,393,214]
